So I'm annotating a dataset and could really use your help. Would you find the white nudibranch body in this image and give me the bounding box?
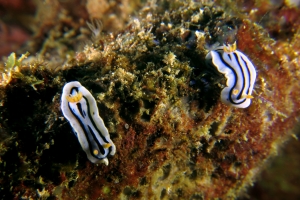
[61,81,116,165]
[205,42,257,108]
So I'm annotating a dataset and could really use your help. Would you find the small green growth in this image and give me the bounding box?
[17,52,30,65]
[102,186,111,194]
[31,79,44,91]
[5,52,30,70]
[5,53,16,70]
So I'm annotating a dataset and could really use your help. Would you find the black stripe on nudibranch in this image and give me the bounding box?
[241,56,252,95]
[233,52,246,100]
[71,96,110,159]
[68,101,101,160]
[227,53,232,61]
[70,87,79,94]
[87,125,105,155]
[76,103,85,118]
[217,51,246,105]
[83,96,110,144]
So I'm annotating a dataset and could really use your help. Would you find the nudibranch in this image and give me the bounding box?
[61,81,116,165]
[205,42,256,108]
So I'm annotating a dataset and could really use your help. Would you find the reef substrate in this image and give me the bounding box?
[0,0,300,199]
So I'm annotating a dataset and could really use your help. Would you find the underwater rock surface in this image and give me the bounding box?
[0,0,300,199]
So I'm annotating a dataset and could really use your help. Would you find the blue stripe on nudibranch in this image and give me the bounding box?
[205,42,256,108]
[61,81,116,165]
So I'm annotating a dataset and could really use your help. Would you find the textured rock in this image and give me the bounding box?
[0,0,299,199]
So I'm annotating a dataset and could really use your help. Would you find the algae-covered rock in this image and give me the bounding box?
[0,0,299,199]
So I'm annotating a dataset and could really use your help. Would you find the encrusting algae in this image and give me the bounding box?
[0,0,300,199]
